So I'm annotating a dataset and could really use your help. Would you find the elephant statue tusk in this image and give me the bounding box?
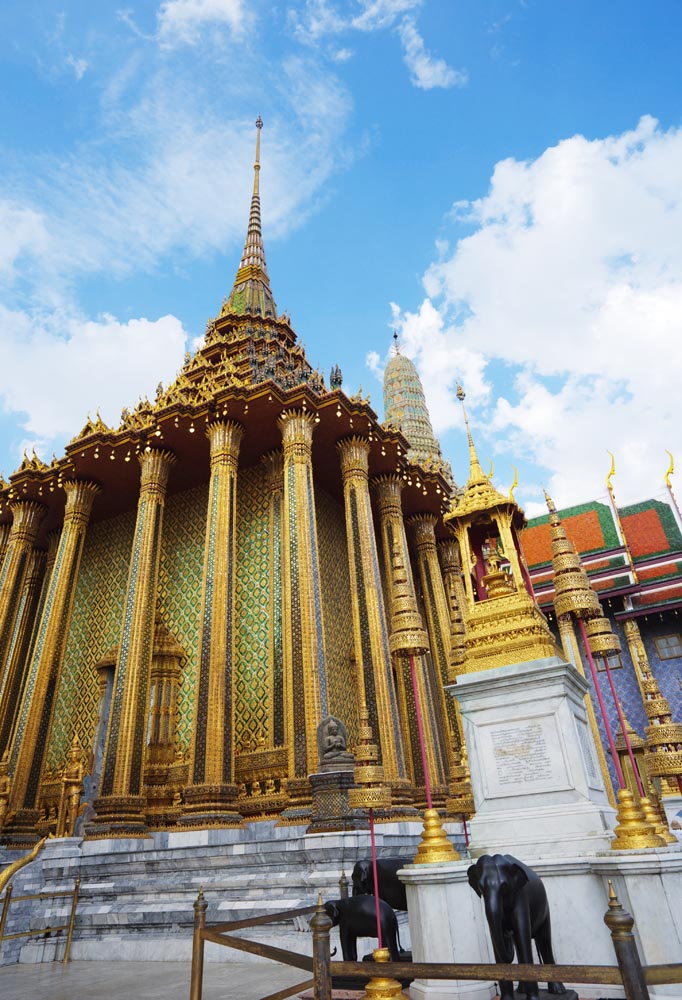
[0,837,47,895]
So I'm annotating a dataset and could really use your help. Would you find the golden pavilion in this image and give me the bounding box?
[0,120,468,843]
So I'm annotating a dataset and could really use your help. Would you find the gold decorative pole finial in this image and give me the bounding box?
[665,450,674,489]
[253,115,263,195]
[456,384,486,483]
[605,451,638,584]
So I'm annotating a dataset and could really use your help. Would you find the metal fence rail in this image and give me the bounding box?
[188,884,682,1000]
[0,877,80,963]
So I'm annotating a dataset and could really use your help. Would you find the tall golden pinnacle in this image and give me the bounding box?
[626,619,682,797]
[386,543,459,862]
[348,704,391,813]
[545,491,602,621]
[388,541,429,658]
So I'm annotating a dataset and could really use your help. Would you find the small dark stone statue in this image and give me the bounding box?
[468,854,574,1000]
[351,857,408,911]
[316,715,354,772]
[324,896,404,962]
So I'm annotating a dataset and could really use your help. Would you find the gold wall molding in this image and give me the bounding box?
[339,437,407,788]
[278,410,328,780]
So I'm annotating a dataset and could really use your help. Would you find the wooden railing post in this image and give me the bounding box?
[604,881,650,1000]
[190,887,208,1000]
[0,883,13,944]
[62,877,80,963]
[311,892,332,1000]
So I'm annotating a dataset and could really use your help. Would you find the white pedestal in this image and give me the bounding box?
[663,795,682,840]
[400,851,682,1000]
[449,657,615,857]
[401,861,495,1000]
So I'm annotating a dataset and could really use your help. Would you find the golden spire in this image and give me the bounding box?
[457,384,486,484]
[221,116,278,320]
[544,491,601,620]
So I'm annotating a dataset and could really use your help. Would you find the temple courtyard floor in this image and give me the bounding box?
[0,960,308,999]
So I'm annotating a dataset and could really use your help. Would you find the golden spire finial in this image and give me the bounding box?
[456,384,486,483]
[253,115,263,196]
[666,450,675,489]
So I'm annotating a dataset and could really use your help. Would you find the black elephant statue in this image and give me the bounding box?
[467,854,567,1000]
[351,857,408,911]
[323,896,403,961]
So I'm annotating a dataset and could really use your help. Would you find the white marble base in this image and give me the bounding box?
[400,849,682,1000]
[449,658,615,857]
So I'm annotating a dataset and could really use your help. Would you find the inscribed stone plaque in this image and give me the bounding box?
[480,715,569,798]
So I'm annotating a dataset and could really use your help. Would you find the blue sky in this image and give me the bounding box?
[1,0,681,515]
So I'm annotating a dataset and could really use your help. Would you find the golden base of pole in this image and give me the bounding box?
[611,789,666,850]
[640,795,676,844]
[362,948,410,1000]
[413,807,461,863]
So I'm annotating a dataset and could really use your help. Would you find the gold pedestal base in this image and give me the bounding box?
[363,948,410,1000]
[413,808,460,863]
[640,795,676,844]
[87,795,151,838]
[611,789,666,850]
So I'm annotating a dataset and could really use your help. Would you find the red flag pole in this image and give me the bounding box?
[368,808,383,950]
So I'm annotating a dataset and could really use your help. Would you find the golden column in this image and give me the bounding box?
[338,437,409,800]
[0,547,46,755]
[262,450,285,748]
[373,476,446,798]
[437,540,467,682]
[407,515,459,783]
[183,421,244,827]
[93,449,174,837]
[0,522,11,570]
[0,501,46,683]
[5,481,99,840]
[624,618,682,798]
[278,411,329,795]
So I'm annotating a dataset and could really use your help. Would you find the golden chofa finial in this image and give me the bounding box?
[666,450,675,489]
[253,115,263,195]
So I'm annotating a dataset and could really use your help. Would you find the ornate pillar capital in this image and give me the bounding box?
[406,512,439,552]
[278,410,316,461]
[261,449,284,492]
[372,474,404,515]
[207,420,244,470]
[62,480,101,527]
[139,448,175,496]
[437,538,461,575]
[337,435,370,483]
[7,500,46,546]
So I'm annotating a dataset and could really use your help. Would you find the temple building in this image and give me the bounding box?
[0,120,464,843]
[0,118,681,851]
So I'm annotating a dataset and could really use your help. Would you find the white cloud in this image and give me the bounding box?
[66,54,88,80]
[376,117,682,508]
[0,306,188,472]
[397,17,467,90]
[351,0,421,32]
[157,0,246,47]
[0,202,50,280]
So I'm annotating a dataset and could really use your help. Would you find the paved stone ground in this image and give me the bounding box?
[0,960,309,1000]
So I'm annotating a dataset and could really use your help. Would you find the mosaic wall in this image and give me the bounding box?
[157,483,207,752]
[315,485,357,742]
[45,509,135,771]
[234,463,271,747]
